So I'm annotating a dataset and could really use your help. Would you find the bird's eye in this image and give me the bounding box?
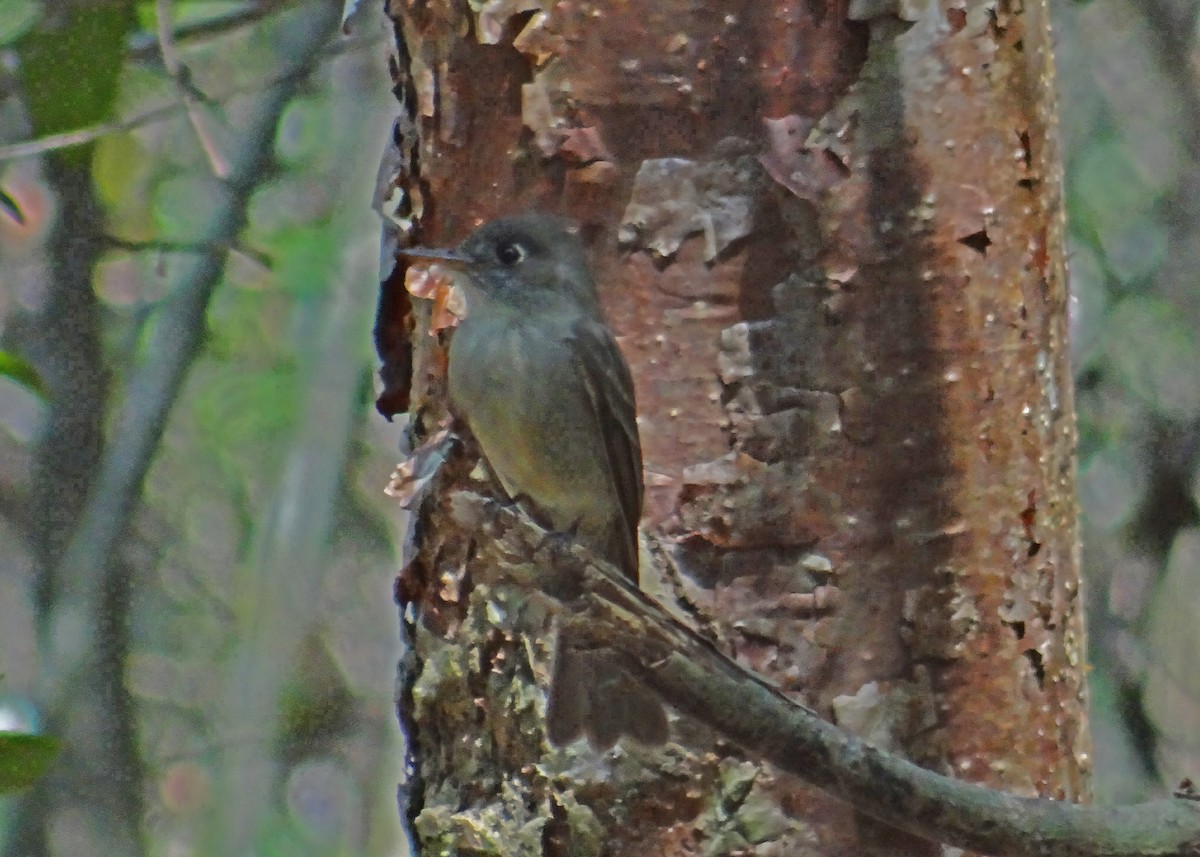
[496,241,526,266]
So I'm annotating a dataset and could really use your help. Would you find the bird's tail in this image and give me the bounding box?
[545,627,668,750]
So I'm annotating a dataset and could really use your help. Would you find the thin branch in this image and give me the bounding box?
[126,0,299,62]
[444,489,1200,857]
[103,236,273,270]
[154,0,230,177]
[0,32,378,165]
[0,103,185,162]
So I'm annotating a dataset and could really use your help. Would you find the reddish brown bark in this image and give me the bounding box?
[379,1,1089,853]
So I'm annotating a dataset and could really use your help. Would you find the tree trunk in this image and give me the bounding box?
[378,1,1089,854]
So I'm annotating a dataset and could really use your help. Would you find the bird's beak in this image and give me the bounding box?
[399,246,472,265]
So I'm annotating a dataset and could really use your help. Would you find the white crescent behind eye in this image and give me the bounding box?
[497,241,526,265]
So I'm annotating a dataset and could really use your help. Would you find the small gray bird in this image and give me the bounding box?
[404,212,668,749]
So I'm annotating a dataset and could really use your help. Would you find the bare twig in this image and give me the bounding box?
[155,0,230,177]
[127,0,297,61]
[0,103,185,162]
[0,31,378,165]
[103,236,273,270]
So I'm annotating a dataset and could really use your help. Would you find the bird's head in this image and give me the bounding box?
[402,213,599,316]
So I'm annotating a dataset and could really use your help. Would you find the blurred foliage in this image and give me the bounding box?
[0,0,404,855]
[0,190,22,224]
[0,351,42,396]
[0,735,59,794]
[1056,0,1200,803]
[0,1,42,48]
[17,4,134,164]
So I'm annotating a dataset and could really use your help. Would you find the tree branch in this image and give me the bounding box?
[154,0,231,177]
[126,0,299,62]
[440,489,1200,857]
[102,236,272,270]
[0,29,375,165]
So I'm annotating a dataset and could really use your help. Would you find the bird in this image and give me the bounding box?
[403,212,669,749]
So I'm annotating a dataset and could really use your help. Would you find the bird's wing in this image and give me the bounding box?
[569,317,644,581]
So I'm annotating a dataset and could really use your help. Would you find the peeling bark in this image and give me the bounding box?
[404,490,1198,857]
[380,0,1089,854]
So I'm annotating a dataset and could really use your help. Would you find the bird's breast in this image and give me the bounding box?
[446,315,619,536]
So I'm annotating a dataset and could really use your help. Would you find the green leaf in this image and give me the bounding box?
[0,350,44,396]
[0,733,60,793]
[0,188,24,224]
[17,4,136,164]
